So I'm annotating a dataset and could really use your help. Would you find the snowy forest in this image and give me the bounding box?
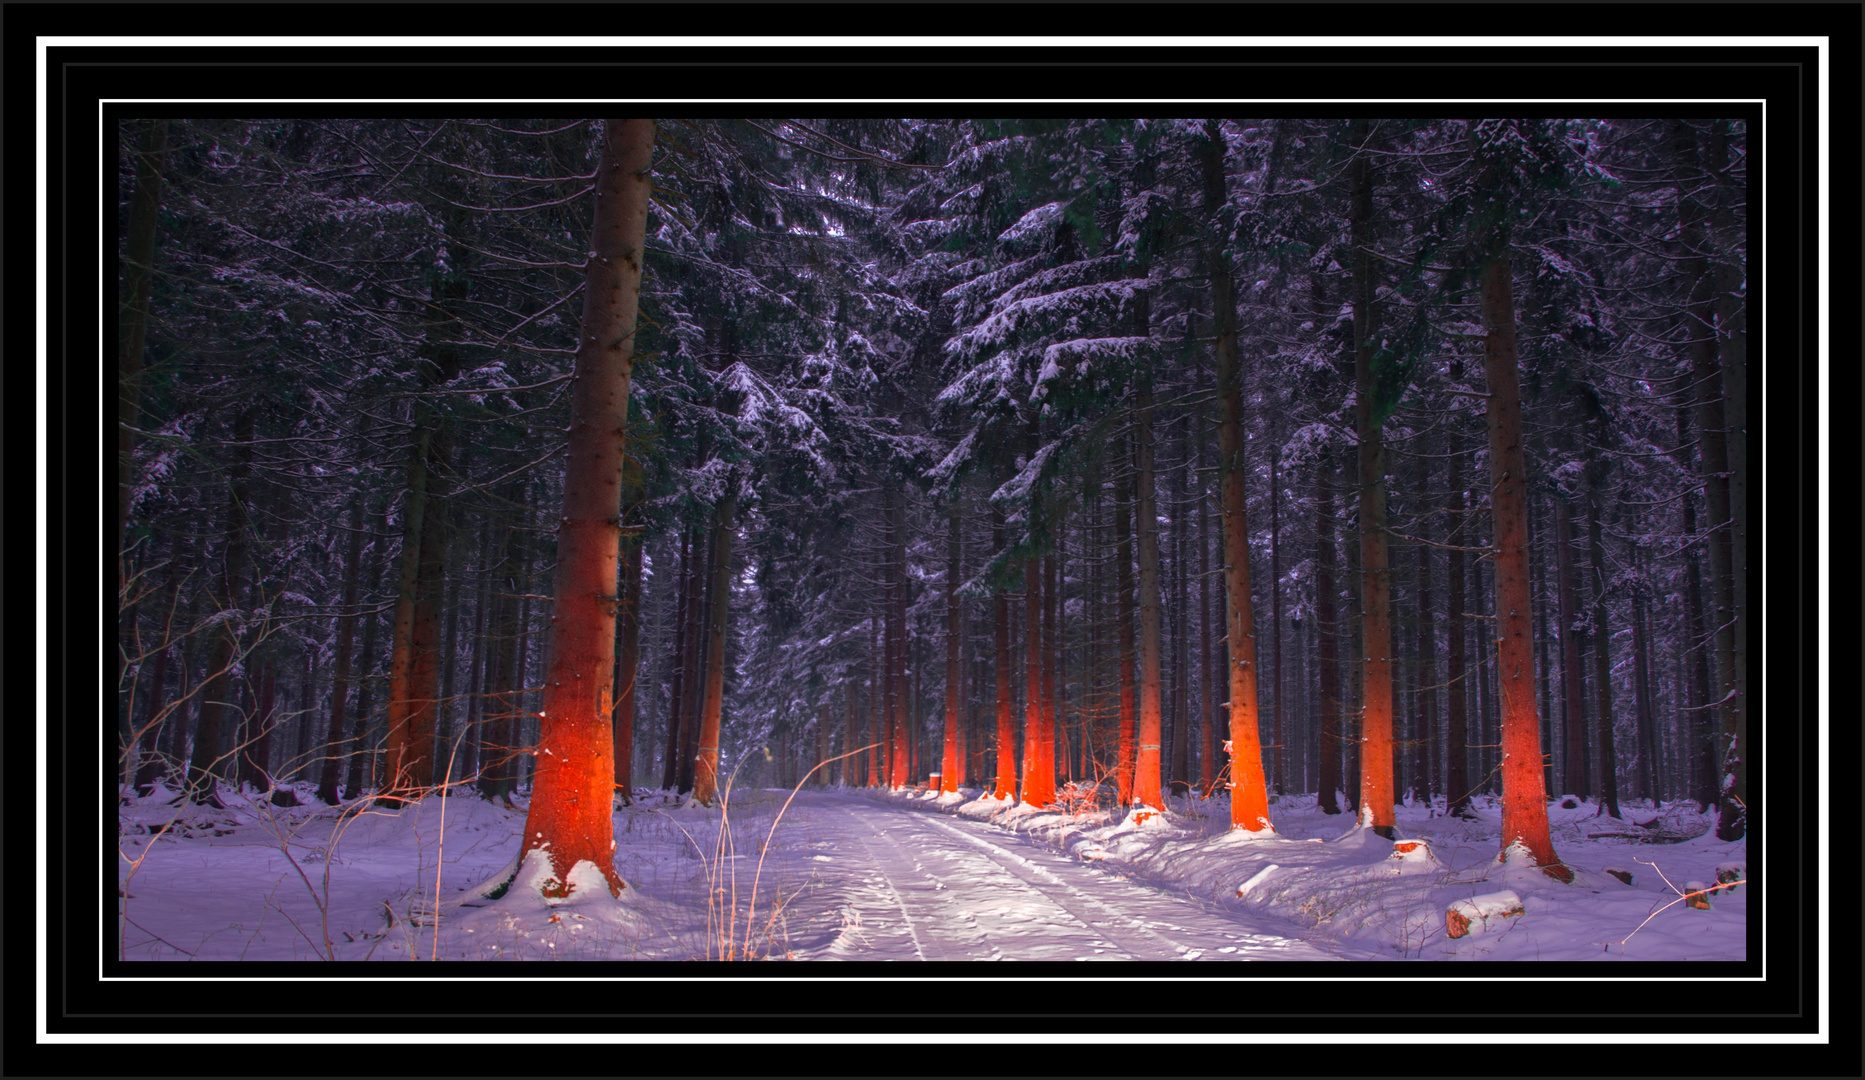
[113,117,1751,964]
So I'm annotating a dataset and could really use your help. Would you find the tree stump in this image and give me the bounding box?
[1682,881,1712,909]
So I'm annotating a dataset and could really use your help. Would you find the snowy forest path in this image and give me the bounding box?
[766,792,1346,963]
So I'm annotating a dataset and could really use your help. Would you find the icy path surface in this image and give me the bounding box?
[760,791,1349,962]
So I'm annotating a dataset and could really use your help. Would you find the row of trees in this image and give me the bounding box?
[117,117,1748,900]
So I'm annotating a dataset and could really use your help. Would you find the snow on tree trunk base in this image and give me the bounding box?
[1445,890,1524,939]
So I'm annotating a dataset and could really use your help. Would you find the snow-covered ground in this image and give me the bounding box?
[113,780,1745,963]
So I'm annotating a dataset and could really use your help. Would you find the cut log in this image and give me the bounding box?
[1446,889,1524,939]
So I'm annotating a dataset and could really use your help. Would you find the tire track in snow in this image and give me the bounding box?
[824,800,1122,961]
[912,811,1193,960]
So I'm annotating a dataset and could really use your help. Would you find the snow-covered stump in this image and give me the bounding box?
[1713,861,1745,893]
[1682,881,1713,909]
[1388,839,1438,874]
[1445,890,1524,939]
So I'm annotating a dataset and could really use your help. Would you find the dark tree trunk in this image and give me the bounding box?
[1587,454,1622,821]
[118,119,166,576]
[662,524,694,791]
[1316,450,1343,815]
[316,498,367,804]
[1554,491,1588,798]
[1444,402,1473,818]
[186,409,255,804]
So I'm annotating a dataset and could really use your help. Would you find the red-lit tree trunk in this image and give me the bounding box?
[888,488,911,790]
[1203,125,1273,834]
[693,486,739,807]
[1348,134,1394,839]
[1133,386,1165,812]
[1112,453,1137,807]
[1042,550,1060,795]
[942,495,962,792]
[993,506,1016,800]
[869,615,883,788]
[1480,254,1570,882]
[1021,543,1048,806]
[511,118,654,901]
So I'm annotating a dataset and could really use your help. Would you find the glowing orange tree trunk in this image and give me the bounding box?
[1348,138,1395,839]
[516,118,654,900]
[1132,386,1164,811]
[1202,123,1273,833]
[1020,550,1047,805]
[1479,255,1570,883]
[941,496,962,793]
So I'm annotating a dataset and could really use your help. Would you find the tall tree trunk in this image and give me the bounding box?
[1630,533,1661,803]
[889,487,911,791]
[130,536,187,793]
[1202,124,1273,833]
[612,502,643,805]
[1169,430,1191,799]
[316,498,367,804]
[1112,452,1137,807]
[1673,407,1716,811]
[1709,120,1749,841]
[512,118,654,901]
[1349,131,1395,839]
[186,409,254,804]
[1480,254,1570,882]
[693,486,740,807]
[679,525,713,795]
[943,495,963,792]
[1021,535,1047,805]
[1132,386,1166,813]
[992,506,1016,800]
[1045,548,1061,792]
[1415,535,1436,810]
[1444,406,1473,818]
[1554,491,1588,798]
[662,524,694,791]
[1587,451,1622,820]
[1316,451,1343,815]
[118,119,166,579]
[1270,447,1284,797]
[1199,455,1216,796]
